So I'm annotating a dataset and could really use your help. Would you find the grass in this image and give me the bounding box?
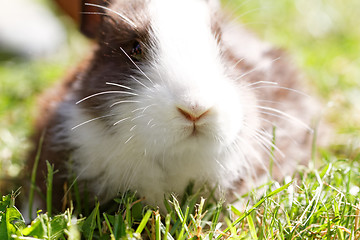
[1,0,359,239]
[1,160,360,239]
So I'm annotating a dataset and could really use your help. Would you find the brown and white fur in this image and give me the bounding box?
[27,0,318,212]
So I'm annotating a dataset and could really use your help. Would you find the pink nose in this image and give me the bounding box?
[177,107,210,122]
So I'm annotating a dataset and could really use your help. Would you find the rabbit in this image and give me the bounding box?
[26,0,319,212]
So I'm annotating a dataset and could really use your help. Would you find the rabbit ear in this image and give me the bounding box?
[53,0,108,38]
[53,0,81,23]
[80,0,109,38]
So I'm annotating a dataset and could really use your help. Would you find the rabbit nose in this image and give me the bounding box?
[176,106,211,122]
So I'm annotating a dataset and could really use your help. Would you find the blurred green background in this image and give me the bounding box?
[0,0,359,190]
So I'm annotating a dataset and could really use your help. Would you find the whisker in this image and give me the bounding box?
[259,127,275,139]
[84,3,137,28]
[121,159,143,200]
[236,137,269,173]
[239,21,270,28]
[222,0,252,15]
[76,91,138,104]
[132,107,145,113]
[106,82,134,91]
[257,99,284,105]
[131,114,145,121]
[120,47,155,85]
[215,159,227,171]
[232,142,258,176]
[113,116,131,125]
[258,118,302,145]
[147,119,154,125]
[231,7,265,23]
[246,81,278,87]
[257,106,313,132]
[244,132,285,178]
[230,57,245,70]
[130,125,137,132]
[252,129,285,158]
[250,86,311,98]
[130,75,151,90]
[141,104,156,114]
[154,64,166,86]
[243,132,274,159]
[131,103,156,114]
[110,100,140,108]
[71,113,118,130]
[117,156,138,197]
[236,57,280,80]
[81,11,109,17]
[124,135,134,144]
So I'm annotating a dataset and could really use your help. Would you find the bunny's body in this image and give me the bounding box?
[28,0,316,210]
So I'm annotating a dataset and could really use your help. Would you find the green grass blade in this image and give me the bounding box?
[155,211,161,240]
[163,214,171,240]
[247,214,258,240]
[209,201,222,240]
[103,213,115,240]
[29,131,45,220]
[46,161,54,217]
[218,181,292,239]
[135,209,152,234]
[81,202,99,239]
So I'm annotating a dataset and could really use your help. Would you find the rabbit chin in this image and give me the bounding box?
[55,88,255,208]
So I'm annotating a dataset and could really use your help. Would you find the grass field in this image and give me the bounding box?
[1,0,359,239]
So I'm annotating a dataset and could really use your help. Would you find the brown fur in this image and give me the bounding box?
[26,57,93,211]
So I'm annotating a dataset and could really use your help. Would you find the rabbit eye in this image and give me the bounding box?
[131,41,143,61]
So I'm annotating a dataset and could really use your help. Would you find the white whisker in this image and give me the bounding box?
[124,135,134,144]
[76,91,138,104]
[106,82,134,91]
[259,127,274,139]
[141,104,156,114]
[154,64,166,85]
[215,159,226,171]
[130,125,137,132]
[110,100,140,108]
[231,57,245,70]
[244,133,273,159]
[246,81,278,87]
[250,86,310,98]
[257,99,284,105]
[131,104,156,114]
[222,0,255,19]
[130,75,150,90]
[120,47,155,85]
[231,7,265,24]
[237,137,269,172]
[113,117,131,125]
[236,57,280,80]
[132,107,145,113]
[252,129,285,158]
[71,114,118,130]
[84,3,137,28]
[131,114,145,121]
[257,106,313,132]
[147,119,154,126]
[81,11,109,17]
